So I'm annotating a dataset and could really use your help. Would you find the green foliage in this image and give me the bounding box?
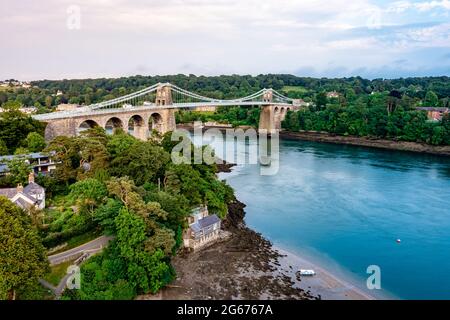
[94,198,123,234]
[424,90,439,107]
[0,139,8,155]
[114,207,174,293]
[106,130,137,158]
[25,132,46,152]
[176,106,261,127]
[0,109,44,154]
[68,178,108,215]
[0,197,49,299]
[315,91,328,109]
[28,115,237,300]
[14,147,29,155]
[110,141,169,185]
[63,247,135,300]
[45,136,81,184]
[282,100,450,145]
[5,156,32,185]
[41,208,96,248]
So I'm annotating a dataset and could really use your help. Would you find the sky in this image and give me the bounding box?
[1,0,449,80]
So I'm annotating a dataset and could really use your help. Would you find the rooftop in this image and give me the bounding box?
[191,214,221,233]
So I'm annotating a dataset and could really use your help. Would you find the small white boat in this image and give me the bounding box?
[299,269,316,276]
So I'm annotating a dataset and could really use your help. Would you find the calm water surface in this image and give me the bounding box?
[208,136,450,300]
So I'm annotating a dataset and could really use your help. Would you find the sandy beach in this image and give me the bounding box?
[273,247,376,300]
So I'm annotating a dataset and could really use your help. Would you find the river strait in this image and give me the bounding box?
[190,129,450,299]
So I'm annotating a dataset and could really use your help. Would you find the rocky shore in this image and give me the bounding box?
[281,131,450,157]
[138,129,377,301]
[155,197,319,300]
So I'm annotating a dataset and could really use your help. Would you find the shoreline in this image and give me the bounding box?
[177,123,450,157]
[272,246,379,300]
[135,127,412,300]
[280,131,450,157]
[139,161,380,300]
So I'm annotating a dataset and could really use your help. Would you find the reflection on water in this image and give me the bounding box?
[217,138,450,300]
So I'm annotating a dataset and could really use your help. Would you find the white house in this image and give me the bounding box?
[0,173,45,210]
[183,205,222,250]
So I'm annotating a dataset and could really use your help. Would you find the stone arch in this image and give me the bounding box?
[274,106,280,113]
[78,119,99,135]
[105,117,124,134]
[149,112,163,133]
[128,115,147,140]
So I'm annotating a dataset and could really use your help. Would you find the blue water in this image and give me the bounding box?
[215,138,450,300]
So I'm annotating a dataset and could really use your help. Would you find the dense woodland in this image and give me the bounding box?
[1,74,450,299]
[281,92,450,145]
[1,74,449,109]
[0,127,234,299]
[1,74,449,150]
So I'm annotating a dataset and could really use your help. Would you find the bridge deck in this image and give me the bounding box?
[33,101,293,121]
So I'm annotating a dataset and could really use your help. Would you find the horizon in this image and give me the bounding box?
[1,0,449,81]
[5,73,450,83]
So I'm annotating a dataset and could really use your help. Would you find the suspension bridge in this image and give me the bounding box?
[33,83,302,141]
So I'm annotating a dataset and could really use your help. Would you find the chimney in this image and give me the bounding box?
[28,172,35,184]
[16,184,24,193]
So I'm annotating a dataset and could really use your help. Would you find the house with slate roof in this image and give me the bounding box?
[0,152,57,176]
[183,205,221,250]
[0,172,45,211]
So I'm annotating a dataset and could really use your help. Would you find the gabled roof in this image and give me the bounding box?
[23,182,45,194]
[191,214,221,233]
[11,191,37,204]
[0,188,18,198]
[14,197,33,210]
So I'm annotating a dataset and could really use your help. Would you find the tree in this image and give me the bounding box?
[5,157,32,186]
[68,178,108,216]
[0,109,44,153]
[107,130,137,158]
[424,90,439,107]
[26,132,46,152]
[164,163,204,205]
[315,92,328,109]
[45,136,81,184]
[0,139,8,155]
[0,197,49,299]
[94,198,123,234]
[110,141,170,185]
[14,147,29,155]
[114,207,173,293]
[77,138,109,180]
[106,177,168,225]
[44,96,53,108]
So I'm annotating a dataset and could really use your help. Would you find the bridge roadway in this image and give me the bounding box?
[32,101,293,122]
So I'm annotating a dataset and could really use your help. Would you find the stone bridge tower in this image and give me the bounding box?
[258,89,298,133]
[155,84,173,106]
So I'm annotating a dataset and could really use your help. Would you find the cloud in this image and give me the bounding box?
[387,0,450,13]
[0,0,449,80]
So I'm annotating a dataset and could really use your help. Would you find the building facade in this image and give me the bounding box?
[416,107,449,121]
[0,152,57,176]
[183,205,221,250]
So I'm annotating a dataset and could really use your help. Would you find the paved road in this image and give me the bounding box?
[48,235,113,266]
[41,235,113,298]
